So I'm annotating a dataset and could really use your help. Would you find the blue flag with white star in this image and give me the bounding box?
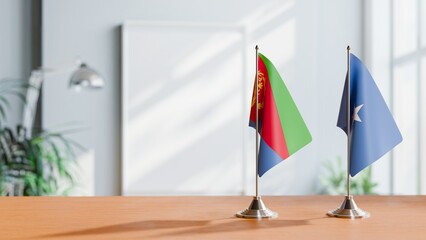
[337,53,403,176]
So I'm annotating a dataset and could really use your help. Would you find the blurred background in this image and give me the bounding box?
[0,0,424,196]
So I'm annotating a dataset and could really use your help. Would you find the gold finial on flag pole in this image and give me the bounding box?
[327,46,370,219]
[236,45,277,219]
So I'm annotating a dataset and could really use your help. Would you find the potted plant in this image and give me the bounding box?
[0,79,81,196]
[318,156,378,195]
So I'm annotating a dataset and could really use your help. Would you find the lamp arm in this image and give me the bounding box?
[22,61,104,136]
[22,71,43,137]
[22,65,76,137]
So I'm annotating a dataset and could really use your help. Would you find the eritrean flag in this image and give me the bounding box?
[249,53,311,177]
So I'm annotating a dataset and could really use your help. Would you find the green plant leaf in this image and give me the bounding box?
[319,157,378,195]
[0,122,82,196]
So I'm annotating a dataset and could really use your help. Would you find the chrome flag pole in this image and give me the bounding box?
[327,46,369,219]
[256,44,260,199]
[236,45,277,219]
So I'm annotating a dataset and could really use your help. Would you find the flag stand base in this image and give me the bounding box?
[236,196,278,219]
[327,195,370,219]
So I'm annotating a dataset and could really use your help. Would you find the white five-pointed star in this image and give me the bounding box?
[353,104,364,122]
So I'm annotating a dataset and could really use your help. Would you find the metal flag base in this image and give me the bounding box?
[327,195,370,219]
[236,196,278,219]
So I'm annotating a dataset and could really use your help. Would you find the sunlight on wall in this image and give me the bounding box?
[241,0,294,30]
[172,30,244,79]
[393,63,419,194]
[258,19,295,69]
[393,0,417,58]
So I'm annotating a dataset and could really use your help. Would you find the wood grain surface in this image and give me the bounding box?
[1,196,426,239]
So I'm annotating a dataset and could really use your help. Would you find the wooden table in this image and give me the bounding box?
[2,196,426,239]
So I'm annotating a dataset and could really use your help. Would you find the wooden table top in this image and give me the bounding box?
[2,195,426,239]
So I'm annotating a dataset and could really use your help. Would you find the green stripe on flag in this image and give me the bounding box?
[259,53,312,155]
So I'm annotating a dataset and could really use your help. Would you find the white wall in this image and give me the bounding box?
[42,0,363,195]
[0,0,32,127]
[365,0,426,195]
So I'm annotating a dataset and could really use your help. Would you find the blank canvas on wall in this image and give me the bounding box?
[121,22,248,195]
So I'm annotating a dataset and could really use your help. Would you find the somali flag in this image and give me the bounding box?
[337,53,403,176]
[249,53,312,177]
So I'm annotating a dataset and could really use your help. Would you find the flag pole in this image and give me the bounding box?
[255,45,259,198]
[326,46,369,219]
[346,45,351,198]
[236,45,277,219]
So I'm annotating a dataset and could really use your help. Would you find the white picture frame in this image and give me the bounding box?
[121,21,249,195]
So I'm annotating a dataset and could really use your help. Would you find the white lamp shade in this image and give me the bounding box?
[69,63,104,90]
